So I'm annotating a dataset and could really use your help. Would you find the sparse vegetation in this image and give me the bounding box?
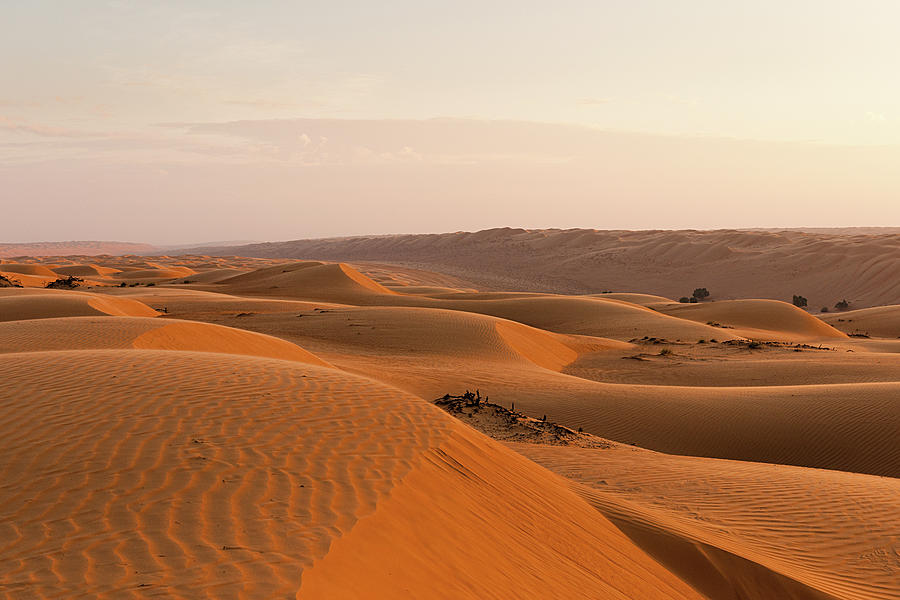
[0,274,23,288]
[692,287,710,301]
[792,295,808,308]
[658,348,673,356]
[678,297,690,303]
[821,306,829,313]
[434,391,611,448]
[834,299,850,311]
[45,275,84,289]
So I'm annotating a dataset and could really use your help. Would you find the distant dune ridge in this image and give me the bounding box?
[178,227,900,310]
[0,241,157,258]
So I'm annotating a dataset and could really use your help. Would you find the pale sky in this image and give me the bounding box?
[2,1,899,244]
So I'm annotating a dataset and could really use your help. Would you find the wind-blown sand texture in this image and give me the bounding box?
[2,252,899,599]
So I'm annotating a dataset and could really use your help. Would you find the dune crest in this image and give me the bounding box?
[0,289,158,321]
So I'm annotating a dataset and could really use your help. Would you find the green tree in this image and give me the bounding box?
[692,288,710,301]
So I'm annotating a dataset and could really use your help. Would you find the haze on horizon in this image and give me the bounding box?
[2,1,899,245]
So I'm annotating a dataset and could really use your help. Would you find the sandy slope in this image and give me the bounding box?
[656,299,847,340]
[822,305,900,338]
[516,443,900,600]
[0,350,701,600]
[194,228,900,309]
[0,316,329,365]
[0,289,159,321]
[217,261,396,302]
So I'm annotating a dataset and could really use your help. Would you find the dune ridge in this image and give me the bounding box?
[188,228,900,309]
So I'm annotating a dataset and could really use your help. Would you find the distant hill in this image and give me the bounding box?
[0,241,158,258]
[177,228,900,309]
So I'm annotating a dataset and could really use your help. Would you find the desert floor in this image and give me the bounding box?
[1,254,898,599]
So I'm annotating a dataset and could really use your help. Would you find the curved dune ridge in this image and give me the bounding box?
[217,261,397,302]
[0,350,703,600]
[517,444,900,600]
[227,304,624,373]
[111,267,196,280]
[658,299,847,340]
[306,305,593,365]
[434,295,744,341]
[51,264,122,278]
[0,263,58,277]
[0,317,330,366]
[822,305,900,338]
[590,292,676,306]
[0,289,158,321]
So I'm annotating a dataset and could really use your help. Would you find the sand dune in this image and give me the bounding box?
[591,292,676,305]
[0,316,329,365]
[657,299,847,339]
[0,241,157,257]
[434,295,743,341]
[0,289,158,321]
[517,443,900,600]
[217,261,396,302]
[0,263,58,277]
[111,267,196,280]
[822,305,900,338]
[0,350,702,599]
[50,264,121,277]
[197,228,900,309]
[211,304,610,372]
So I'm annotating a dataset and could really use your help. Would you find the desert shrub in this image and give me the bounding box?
[146,282,156,287]
[692,287,710,301]
[679,297,690,303]
[792,295,808,308]
[0,274,23,288]
[45,275,84,289]
[689,297,698,303]
[821,306,829,313]
[658,348,672,356]
[834,299,850,311]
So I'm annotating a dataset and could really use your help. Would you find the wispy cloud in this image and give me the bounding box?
[576,97,612,106]
[0,116,102,138]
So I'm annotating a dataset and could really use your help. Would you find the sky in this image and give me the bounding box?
[2,1,899,244]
